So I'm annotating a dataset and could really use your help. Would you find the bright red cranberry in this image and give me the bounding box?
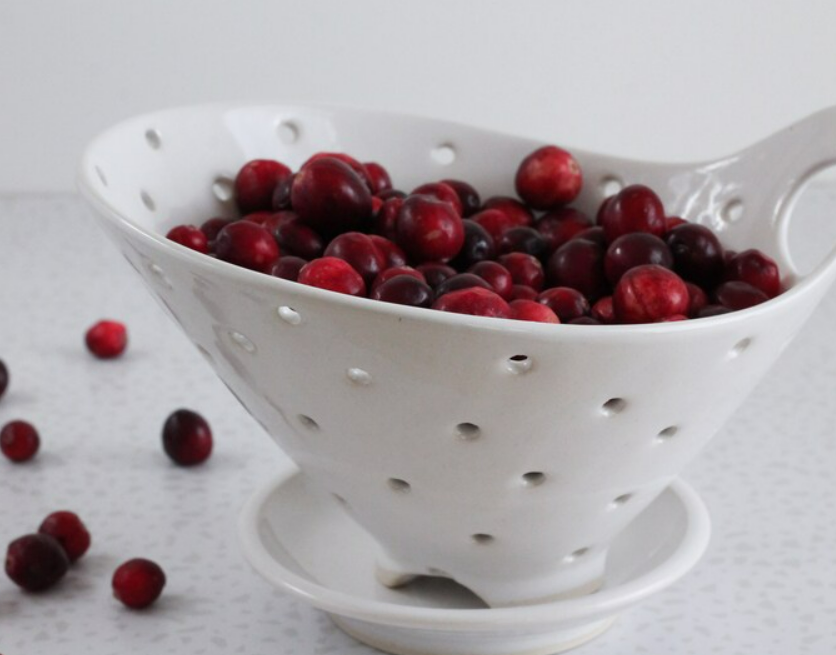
[234,159,291,215]
[243,211,273,225]
[515,145,582,209]
[441,179,481,217]
[215,221,280,273]
[85,320,128,359]
[599,185,667,243]
[324,232,386,284]
[569,316,602,325]
[377,189,407,201]
[535,208,592,252]
[726,249,781,298]
[451,219,496,269]
[0,359,7,401]
[435,273,493,297]
[665,224,725,288]
[482,196,534,227]
[613,265,689,324]
[467,261,514,300]
[200,217,236,243]
[1,420,39,462]
[112,558,166,609]
[371,266,425,293]
[537,287,590,322]
[371,275,434,308]
[416,263,457,289]
[605,233,673,285]
[302,152,372,190]
[509,284,539,301]
[547,239,608,300]
[471,208,520,243]
[510,299,560,323]
[38,512,91,563]
[432,287,511,318]
[292,158,372,237]
[269,256,307,282]
[661,314,689,322]
[697,304,733,318]
[686,282,709,317]
[371,196,384,216]
[374,197,404,240]
[266,211,323,260]
[162,409,213,466]
[498,227,548,259]
[363,162,392,194]
[714,281,769,310]
[395,196,464,263]
[5,534,69,591]
[591,296,615,323]
[666,216,687,231]
[412,182,463,214]
[368,235,407,268]
[498,253,545,291]
[271,173,295,211]
[166,225,209,254]
[298,257,366,296]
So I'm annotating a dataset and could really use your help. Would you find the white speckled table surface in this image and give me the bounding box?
[2,191,836,655]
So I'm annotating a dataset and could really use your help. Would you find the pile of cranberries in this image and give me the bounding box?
[167,145,782,324]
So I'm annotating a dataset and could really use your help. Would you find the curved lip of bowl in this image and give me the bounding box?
[237,463,711,632]
[77,102,824,337]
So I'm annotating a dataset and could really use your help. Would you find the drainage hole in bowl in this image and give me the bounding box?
[298,414,319,431]
[277,306,302,325]
[719,198,744,227]
[145,128,162,150]
[431,143,456,166]
[212,176,234,203]
[229,330,256,353]
[471,533,494,545]
[564,547,590,563]
[140,190,156,211]
[455,422,481,441]
[729,337,752,358]
[387,478,411,493]
[601,398,626,416]
[277,120,300,145]
[656,425,678,441]
[506,354,532,374]
[600,176,624,197]
[521,471,546,487]
[608,493,632,510]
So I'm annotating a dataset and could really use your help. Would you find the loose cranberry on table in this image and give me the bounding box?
[5,534,69,592]
[270,256,307,282]
[537,287,590,322]
[162,409,213,466]
[412,182,464,215]
[38,511,91,563]
[665,223,725,288]
[85,320,128,359]
[0,359,8,401]
[434,273,493,298]
[371,266,425,293]
[481,196,534,227]
[368,235,407,268]
[298,257,366,296]
[166,225,209,254]
[468,261,514,300]
[714,281,769,310]
[292,157,373,236]
[395,195,464,263]
[363,162,392,194]
[498,226,548,260]
[416,262,457,289]
[547,238,607,300]
[510,299,560,323]
[591,296,615,324]
[234,159,291,215]
[432,287,512,318]
[535,208,592,252]
[371,275,434,308]
[613,265,690,324]
[726,249,781,298]
[471,208,522,243]
[441,179,481,217]
[498,253,545,291]
[324,232,386,284]
[215,221,280,273]
[515,145,582,209]
[268,211,324,260]
[200,217,235,243]
[598,184,667,243]
[373,197,404,240]
[604,233,673,285]
[112,558,166,609]
[450,219,496,269]
[1,420,39,462]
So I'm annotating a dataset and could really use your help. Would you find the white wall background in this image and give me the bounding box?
[2,0,836,193]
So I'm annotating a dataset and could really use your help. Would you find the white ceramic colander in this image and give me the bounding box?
[78,103,836,608]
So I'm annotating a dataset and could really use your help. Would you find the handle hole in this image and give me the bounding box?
[782,164,836,277]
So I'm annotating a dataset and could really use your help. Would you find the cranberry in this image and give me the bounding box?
[412,182,463,214]
[515,145,582,209]
[166,225,209,254]
[686,282,709,317]
[573,226,606,246]
[665,224,725,288]
[598,185,666,243]
[271,173,295,211]
[498,227,548,260]
[243,211,274,225]
[441,179,481,217]
[714,281,769,310]
[200,217,235,243]
[482,196,534,227]
[292,158,372,237]
[235,159,291,215]
[162,409,213,466]
[697,304,733,318]
[377,189,407,201]
[416,263,457,289]
[374,197,404,240]
[666,216,687,231]
[371,276,434,308]
[371,196,384,216]
[535,208,592,252]
[216,221,280,272]
[432,287,512,318]
[363,162,392,194]
[5,534,69,591]
[302,152,372,190]
[471,208,521,243]
[269,256,307,282]
[0,359,7,401]
[298,257,366,296]
[85,320,128,359]
[395,196,464,263]
[450,219,496,269]
[569,316,602,325]
[591,296,615,324]
[467,261,514,299]
[368,235,407,268]
[371,266,425,293]
[435,273,493,297]
[605,233,673,285]
[509,284,539,301]
[267,211,324,260]
[510,299,560,323]
[613,265,689,324]
[112,558,166,609]
[726,249,781,298]
[661,314,689,322]
[547,239,608,300]
[1,420,39,462]
[498,253,545,291]
[39,512,91,563]
[537,287,590,322]
[324,232,386,284]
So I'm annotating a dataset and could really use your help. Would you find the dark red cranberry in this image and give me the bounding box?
[216,221,280,273]
[292,158,372,237]
[112,558,166,609]
[498,227,548,259]
[661,314,689,322]
[416,263,457,289]
[395,196,464,263]
[39,512,91,563]
[235,159,291,215]
[498,253,545,291]
[166,225,209,254]
[435,273,493,297]
[509,284,539,301]
[547,239,608,300]
[686,282,709,317]
[412,182,463,214]
[714,281,769,310]
[269,256,307,282]
[302,152,372,190]
[85,320,128,359]
[665,224,725,288]
[605,233,673,285]
[271,173,295,211]
[471,208,520,243]
[432,287,511,318]
[371,266,425,293]
[468,261,514,300]
[5,534,69,591]
[267,211,323,260]
[569,316,601,325]
[510,299,560,323]
[666,216,687,231]
[535,208,592,252]
[482,196,534,227]
[371,195,384,216]
[591,296,615,324]
[377,189,407,201]
[450,220,496,269]
[613,265,689,324]
[515,145,582,209]
[371,276,434,308]
[441,179,481,217]
[243,211,273,225]
[162,409,213,466]
[1,420,39,462]
[200,217,236,243]
[572,226,606,246]
[368,235,407,268]
[726,249,781,298]
[298,257,366,296]
[374,197,404,240]
[599,185,667,243]
[697,304,734,318]
[537,287,590,322]
[324,232,386,284]
[363,162,392,194]
[0,359,7,402]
